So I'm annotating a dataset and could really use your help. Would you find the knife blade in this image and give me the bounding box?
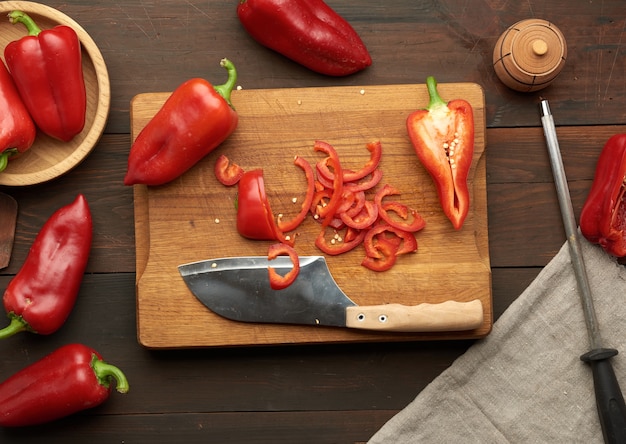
[178,256,484,333]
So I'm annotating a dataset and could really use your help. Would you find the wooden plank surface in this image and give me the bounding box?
[131,83,491,348]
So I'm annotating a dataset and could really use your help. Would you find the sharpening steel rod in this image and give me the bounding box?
[540,99,626,444]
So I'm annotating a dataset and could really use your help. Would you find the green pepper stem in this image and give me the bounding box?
[8,11,42,36]
[213,58,237,109]
[0,153,9,173]
[0,315,28,339]
[425,76,448,111]
[92,354,130,394]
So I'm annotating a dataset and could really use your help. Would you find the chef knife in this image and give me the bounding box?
[178,255,484,333]
[541,99,626,443]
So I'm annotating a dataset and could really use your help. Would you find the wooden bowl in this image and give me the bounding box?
[493,19,567,92]
[0,1,110,186]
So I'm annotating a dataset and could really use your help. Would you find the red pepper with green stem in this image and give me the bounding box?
[580,134,626,257]
[406,76,474,230]
[0,60,36,172]
[0,194,92,339]
[125,58,239,186]
[0,343,129,427]
[4,10,86,142]
[237,0,371,76]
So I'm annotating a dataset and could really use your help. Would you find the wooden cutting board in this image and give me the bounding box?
[132,83,491,348]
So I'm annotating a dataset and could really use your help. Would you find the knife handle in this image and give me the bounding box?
[345,299,484,332]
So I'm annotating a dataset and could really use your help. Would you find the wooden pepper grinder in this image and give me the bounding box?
[493,19,567,92]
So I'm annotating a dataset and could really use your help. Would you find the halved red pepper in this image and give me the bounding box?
[237,0,371,76]
[124,59,238,186]
[580,134,626,257]
[406,76,474,230]
[0,343,129,427]
[0,60,36,172]
[5,11,86,142]
[0,195,92,338]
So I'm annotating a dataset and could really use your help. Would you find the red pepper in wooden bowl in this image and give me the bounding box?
[0,60,36,172]
[124,58,239,186]
[0,194,92,339]
[0,343,129,427]
[580,134,626,257]
[4,11,86,142]
[237,0,372,76]
[406,76,475,230]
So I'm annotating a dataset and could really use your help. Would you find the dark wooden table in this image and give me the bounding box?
[1,1,625,442]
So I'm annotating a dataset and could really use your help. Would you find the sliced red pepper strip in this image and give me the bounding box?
[374,184,426,232]
[361,239,397,272]
[316,141,382,183]
[580,134,626,257]
[214,154,244,186]
[344,168,383,193]
[313,141,343,223]
[267,243,300,290]
[277,156,316,233]
[406,76,474,230]
[363,224,417,259]
[340,200,378,230]
[315,225,366,256]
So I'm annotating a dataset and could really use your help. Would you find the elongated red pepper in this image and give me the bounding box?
[406,76,474,230]
[0,195,92,339]
[0,343,129,427]
[124,59,239,186]
[0,60,36,172]
[4,11,86,142]
[237,0,371,76]
[580,134,626,257]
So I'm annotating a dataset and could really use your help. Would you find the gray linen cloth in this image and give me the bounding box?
[369,238,626,443]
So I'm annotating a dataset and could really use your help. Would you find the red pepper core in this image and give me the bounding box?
[580,134,626,257]
[0,194,92,338]
[5,11,86,142]
[124,58,239,186]
[406,76,474,230]
[0,60,36,172]
[237,0,372,76]
[0,343,129,427]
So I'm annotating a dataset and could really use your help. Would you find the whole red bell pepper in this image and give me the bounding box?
[406,76,475,230]
[580,134,626,257]
[0,60,36,172]
[237,0,372,76]
[0,194,92,339]
[4,11,86,142]
[0,343,129,427]
[124,58,239,186]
